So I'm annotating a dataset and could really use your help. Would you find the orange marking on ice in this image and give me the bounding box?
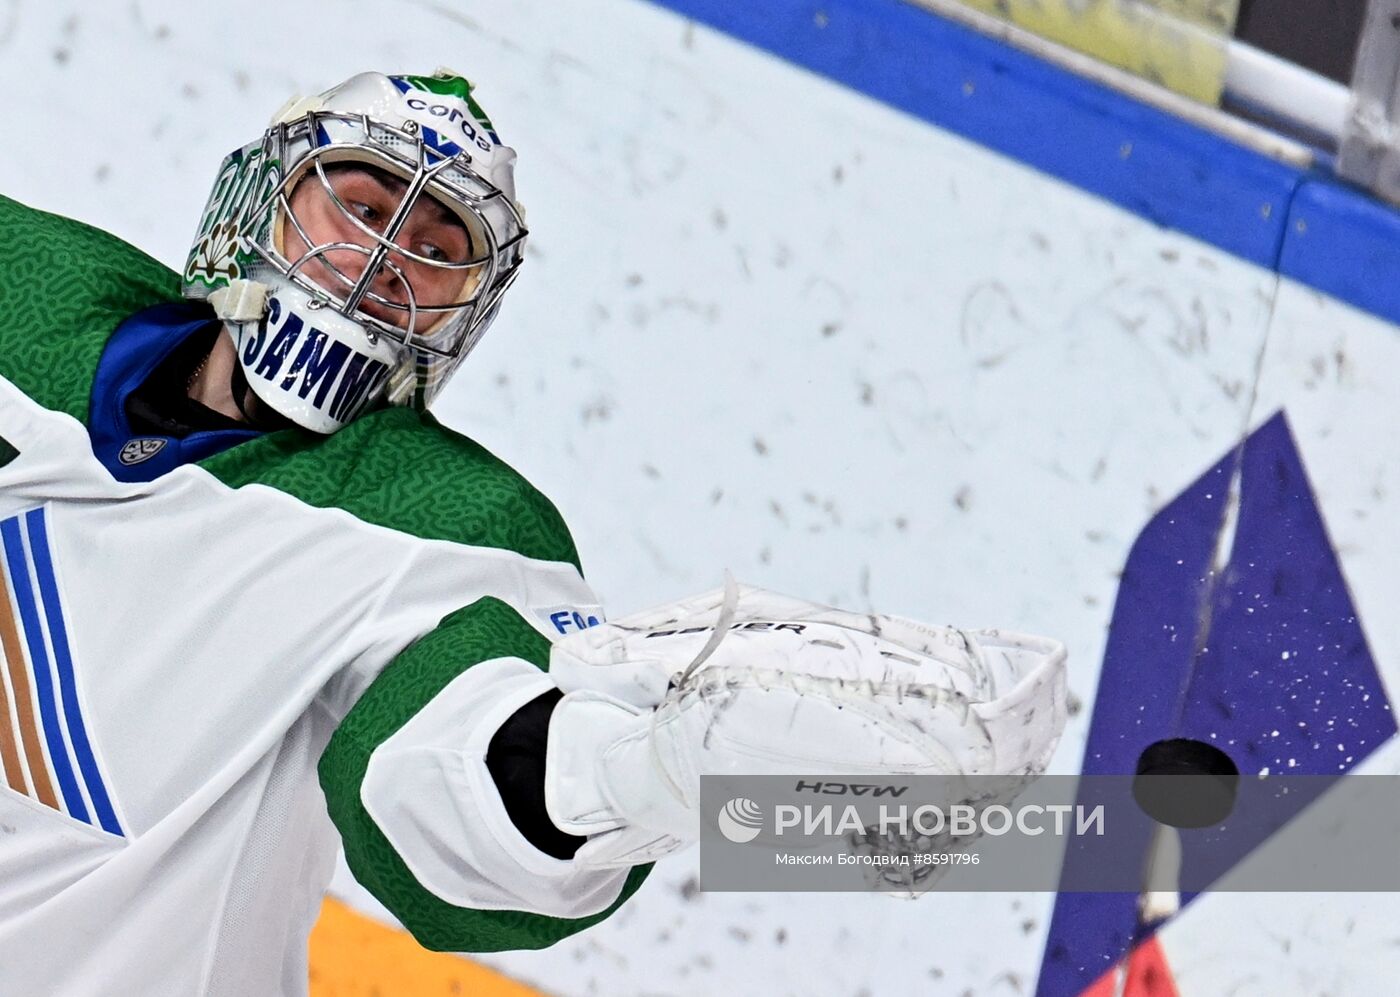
[308,897,549,996]
[1080,935,1180,997]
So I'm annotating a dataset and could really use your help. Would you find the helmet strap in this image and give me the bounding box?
[208,279,270,322]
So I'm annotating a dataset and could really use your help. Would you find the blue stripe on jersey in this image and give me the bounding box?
[25,509,122,836]
[0,516,89,825]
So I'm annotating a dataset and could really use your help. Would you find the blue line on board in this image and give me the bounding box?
[648,0,1400,329]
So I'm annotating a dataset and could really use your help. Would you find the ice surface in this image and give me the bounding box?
[3,1,1397,993]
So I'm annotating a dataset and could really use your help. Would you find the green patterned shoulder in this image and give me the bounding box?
[0,195,181,420]
[198,408,582,570]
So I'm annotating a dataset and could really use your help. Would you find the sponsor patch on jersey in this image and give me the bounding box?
[0,508,124,836]
[535,604,605,636]
[118,437,168,466]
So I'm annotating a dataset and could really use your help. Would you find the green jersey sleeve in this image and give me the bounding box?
[319,597,651,952]
[0,194,179,420]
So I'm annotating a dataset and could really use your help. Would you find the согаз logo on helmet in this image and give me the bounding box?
[403,97,493,152]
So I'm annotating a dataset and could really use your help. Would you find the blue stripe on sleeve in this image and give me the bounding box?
[0,515,89,825]
[25,509,123,837]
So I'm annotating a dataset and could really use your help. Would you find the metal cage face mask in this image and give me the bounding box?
[182,72,527,427]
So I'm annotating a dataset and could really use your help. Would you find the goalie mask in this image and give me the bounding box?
[181,71,527,433]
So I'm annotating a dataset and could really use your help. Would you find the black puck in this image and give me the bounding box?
[1132,738,1239,829]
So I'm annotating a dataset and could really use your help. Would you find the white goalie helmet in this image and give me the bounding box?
[182,70,527,432]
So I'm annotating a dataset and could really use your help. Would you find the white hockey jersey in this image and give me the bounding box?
[0,376,627,995]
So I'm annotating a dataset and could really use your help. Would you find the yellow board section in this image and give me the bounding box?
[945,0,1240,104]
[308,898,549,997]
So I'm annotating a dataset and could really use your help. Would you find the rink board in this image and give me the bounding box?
[1,0,1398,994]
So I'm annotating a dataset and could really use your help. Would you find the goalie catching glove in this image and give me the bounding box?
[544,581,1068,869]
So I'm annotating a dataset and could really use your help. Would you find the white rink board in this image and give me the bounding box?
[2,0,1397,994]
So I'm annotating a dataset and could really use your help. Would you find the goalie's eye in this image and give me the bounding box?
[349,200,385,228]
[418,241,450,263]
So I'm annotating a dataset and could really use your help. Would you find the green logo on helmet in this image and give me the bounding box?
[185,147,282,288]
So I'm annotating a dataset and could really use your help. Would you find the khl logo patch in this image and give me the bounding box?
[118,438,168,466]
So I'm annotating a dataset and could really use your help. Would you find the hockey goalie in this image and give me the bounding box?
[0,70,1068,994]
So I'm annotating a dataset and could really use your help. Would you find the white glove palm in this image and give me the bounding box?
[544,582,1067,868]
